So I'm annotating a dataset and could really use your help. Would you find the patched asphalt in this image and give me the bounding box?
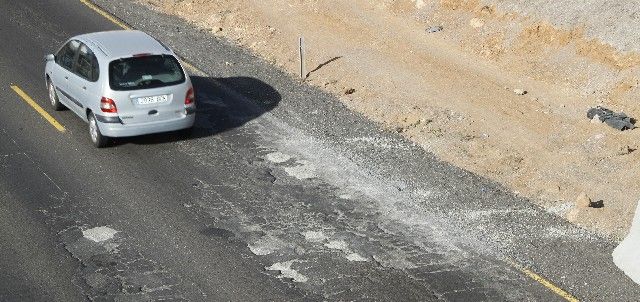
[0,0,638,301]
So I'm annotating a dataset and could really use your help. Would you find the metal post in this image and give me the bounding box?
[299,37,306,81]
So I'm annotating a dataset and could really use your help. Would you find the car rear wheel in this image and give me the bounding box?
[47,79,65,111]
[88,113,109,148]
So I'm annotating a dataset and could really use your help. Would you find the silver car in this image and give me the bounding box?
[45,30,195,147]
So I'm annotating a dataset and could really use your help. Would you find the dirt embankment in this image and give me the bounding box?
[141,0,640,239]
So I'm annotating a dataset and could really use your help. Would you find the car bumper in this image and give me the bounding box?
[97,114,195,137]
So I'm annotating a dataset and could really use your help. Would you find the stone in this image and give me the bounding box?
[589,200,604,208]
[617,145,635,155]
[426,26,443,33]
[575,192,591,208]
[513,89,527,95]
[344,88,356,95]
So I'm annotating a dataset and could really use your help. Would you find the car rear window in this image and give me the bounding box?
[109,55,185,91]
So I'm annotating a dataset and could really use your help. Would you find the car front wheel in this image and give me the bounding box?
[47,79,64,111]
[88,113,109,148]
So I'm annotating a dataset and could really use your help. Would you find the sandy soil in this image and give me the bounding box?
[140,0,640,240]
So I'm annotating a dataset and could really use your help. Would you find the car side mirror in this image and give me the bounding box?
[44,54,55,62]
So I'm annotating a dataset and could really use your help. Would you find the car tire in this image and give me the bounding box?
[88,113,109,148]
[47,79,65,111]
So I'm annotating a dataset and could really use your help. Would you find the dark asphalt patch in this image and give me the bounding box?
[201,227,236,240]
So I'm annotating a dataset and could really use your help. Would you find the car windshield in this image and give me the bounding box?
[109,55,185,91]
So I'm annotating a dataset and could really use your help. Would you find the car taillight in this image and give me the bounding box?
[185,87,195,105]
[100,97,117,113]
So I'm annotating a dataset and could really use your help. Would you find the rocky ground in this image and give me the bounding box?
[139,0,640,240]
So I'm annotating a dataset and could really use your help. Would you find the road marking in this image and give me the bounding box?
[10,85,65,133]
[79,0,131,30]
[180,60,207,76]
[508,259,579,302]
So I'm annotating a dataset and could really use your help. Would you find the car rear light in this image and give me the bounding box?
[185,87,195,105]
[100,97,117,113]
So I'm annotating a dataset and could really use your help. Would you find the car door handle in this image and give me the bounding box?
[82,86,86,90]
[64,76,69,80]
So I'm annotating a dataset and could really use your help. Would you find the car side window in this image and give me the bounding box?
[55,40,80,71]
[90,53,100,82]
[75,43,99,82]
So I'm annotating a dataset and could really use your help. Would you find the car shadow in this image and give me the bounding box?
[110,76,281,146]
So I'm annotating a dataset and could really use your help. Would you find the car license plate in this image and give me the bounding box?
[136,95,168,105]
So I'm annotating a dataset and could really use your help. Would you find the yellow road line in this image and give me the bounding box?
[79,0,131,30]
[181,60,205,75]
[10,85,65,133]
[507,259,579,302]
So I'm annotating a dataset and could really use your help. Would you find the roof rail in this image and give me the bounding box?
[84,37,109,57]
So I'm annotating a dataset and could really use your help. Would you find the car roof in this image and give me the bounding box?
[75,30,172,59]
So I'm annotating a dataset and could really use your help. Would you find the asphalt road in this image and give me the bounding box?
[0,0,638,301]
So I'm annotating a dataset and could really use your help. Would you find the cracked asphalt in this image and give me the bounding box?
[0,0,639,301]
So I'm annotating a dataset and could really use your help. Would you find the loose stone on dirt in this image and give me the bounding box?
[576,192,591,208]
[426,26,443,33]
[576,192,605,209]
[513,89,527,95]
[617,145,636,156]
[344,88,356,95]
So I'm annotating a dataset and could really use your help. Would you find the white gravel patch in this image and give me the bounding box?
[324,240,350,252]
[264,152,292,164]
[302,230,328,242]
[346,253,369,262]
[83,226,118,243]
[248,235,288,255]
[266,260,308,283]
[284,160,316,180]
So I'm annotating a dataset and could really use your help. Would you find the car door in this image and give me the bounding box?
[50,40,80,110]
[69,43,100,120]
